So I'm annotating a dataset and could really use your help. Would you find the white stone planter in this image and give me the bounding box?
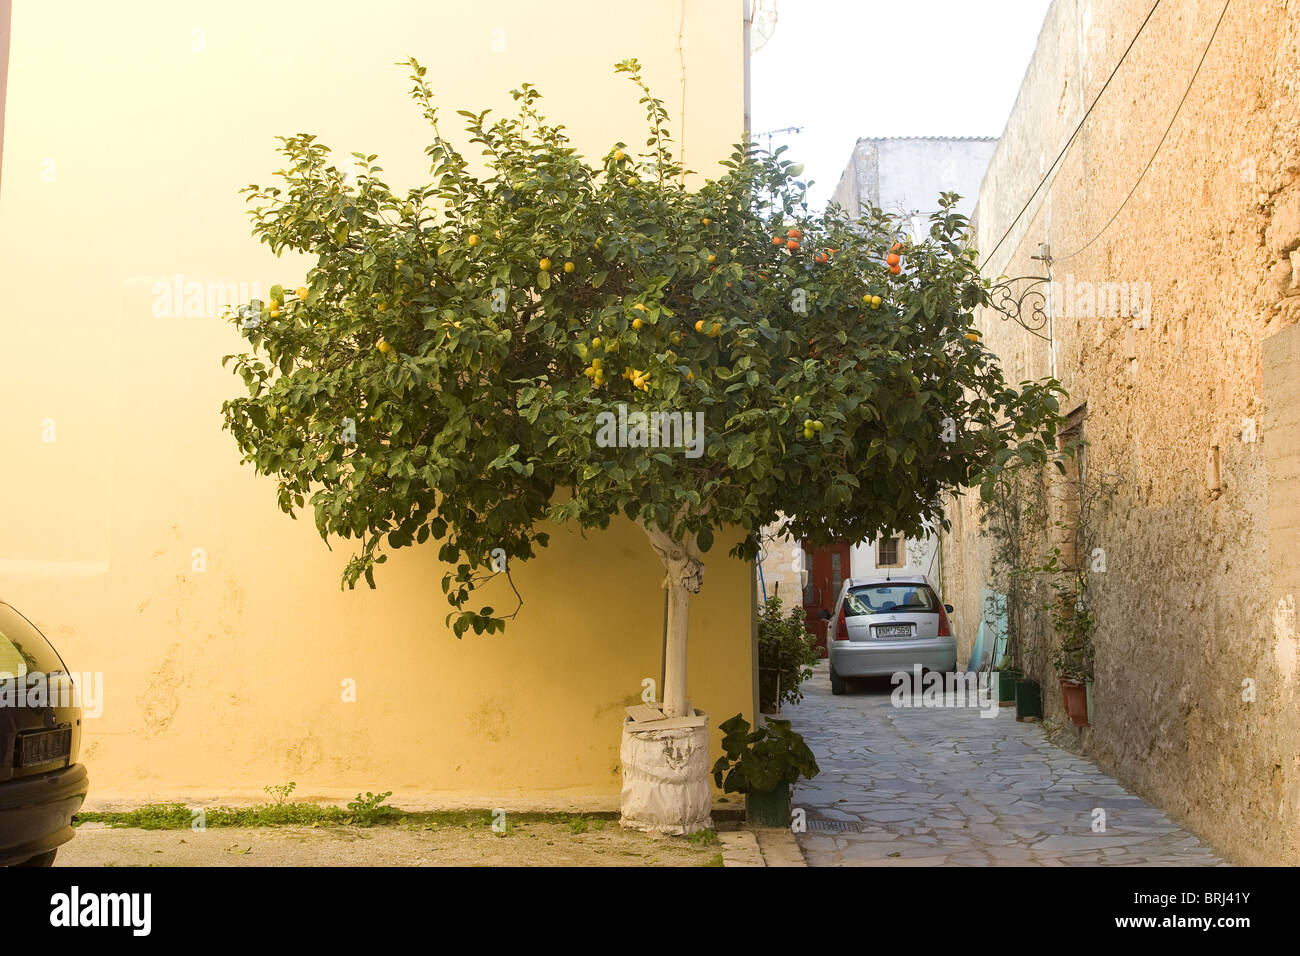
[619,713,713,835]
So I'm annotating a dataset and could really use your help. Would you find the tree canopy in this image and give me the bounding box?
[222,58,1064,638]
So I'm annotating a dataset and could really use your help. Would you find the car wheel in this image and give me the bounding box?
[830,664,846,695]
[15,850,57,867]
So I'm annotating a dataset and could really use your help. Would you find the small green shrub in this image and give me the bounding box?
[757,596,819,712]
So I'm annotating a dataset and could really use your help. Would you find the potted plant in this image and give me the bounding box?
[995,654,1021,705]
[756,596,820,714]
[1015,676,1042,720]
[1048,577,1095,727]
[711,714,820,827]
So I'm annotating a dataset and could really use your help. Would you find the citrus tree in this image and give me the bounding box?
[222,58,1064,720]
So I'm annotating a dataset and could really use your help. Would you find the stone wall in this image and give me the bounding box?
[941,0,1300,863]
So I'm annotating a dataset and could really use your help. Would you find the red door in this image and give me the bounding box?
[801,540,851,658]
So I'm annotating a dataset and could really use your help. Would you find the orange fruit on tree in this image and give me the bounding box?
[539,258,551,271]
[295,286,309,299]
[786,239,800,251]
[694,320,705,333]
[889,263,902,275]
[772,235,783,246]
[886,253,900,266]
[787,228,803,240]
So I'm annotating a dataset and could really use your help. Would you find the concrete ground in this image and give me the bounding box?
[784,662,1225,866]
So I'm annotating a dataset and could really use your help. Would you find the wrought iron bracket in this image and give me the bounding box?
[987,273,1054,340]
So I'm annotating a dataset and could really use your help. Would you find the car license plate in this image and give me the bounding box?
[15,726,71,767]
[874,624,913,638]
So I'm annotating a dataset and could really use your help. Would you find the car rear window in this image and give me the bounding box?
[0,604,66,680]
[844,583,939,616]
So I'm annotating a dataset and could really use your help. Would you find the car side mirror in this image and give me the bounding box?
[943,604,954,614]
[818,609,833,621]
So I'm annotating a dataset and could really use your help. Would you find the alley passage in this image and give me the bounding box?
[784,663,1223,866]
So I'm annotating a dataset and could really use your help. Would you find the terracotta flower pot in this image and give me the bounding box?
[1059,678,1089,726]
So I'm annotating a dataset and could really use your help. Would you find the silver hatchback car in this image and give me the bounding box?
[826,575,957,695]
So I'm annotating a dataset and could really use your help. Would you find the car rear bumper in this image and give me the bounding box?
[0,763,89,865]
[830,638,958,678]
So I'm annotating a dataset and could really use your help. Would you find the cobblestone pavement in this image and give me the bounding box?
[784,663,1224,866]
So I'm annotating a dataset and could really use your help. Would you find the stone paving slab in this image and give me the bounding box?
[783,663,1224,867]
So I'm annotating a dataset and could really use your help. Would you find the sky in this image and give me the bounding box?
[749,0,1054,211]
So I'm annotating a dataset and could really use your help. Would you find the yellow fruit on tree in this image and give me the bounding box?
[295,286,308,299]
[539,258,551,271]
[694,320,705,333]
[591,337,602,348]
[632,318,644,330]
[377,340,392,354]
[613,149,625,161]
[467,234,480,247]
[564,261,575,273]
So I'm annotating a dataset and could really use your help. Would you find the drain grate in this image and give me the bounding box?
[807,818,865,833]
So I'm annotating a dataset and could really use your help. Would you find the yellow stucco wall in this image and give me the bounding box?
[0,0,752,807]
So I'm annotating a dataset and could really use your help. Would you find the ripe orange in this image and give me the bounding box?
[889,264,902,275]
[772,235,783,246]
[787,228,803,240]
[707,253,716,263]
[702,217,711,226]
[786,239,800,251]
[886,253,900,266]
[694,320,706,333]
[295,286,309,299]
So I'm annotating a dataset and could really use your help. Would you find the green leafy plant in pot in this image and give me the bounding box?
[757,596,820,714]
[712,714,819,827]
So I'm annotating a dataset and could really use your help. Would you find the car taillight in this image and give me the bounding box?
[937,604,951,637]
[835,608,849,641]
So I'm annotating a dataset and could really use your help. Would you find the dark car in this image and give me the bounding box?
[0,601,88,866]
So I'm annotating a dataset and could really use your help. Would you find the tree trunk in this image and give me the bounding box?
[639,522,704,718]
